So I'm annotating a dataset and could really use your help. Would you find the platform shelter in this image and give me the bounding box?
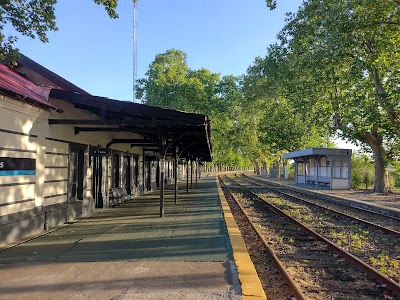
[284,148,352,190]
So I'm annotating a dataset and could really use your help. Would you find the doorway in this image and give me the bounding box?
[125,155,132,195]
[156,159,160,188]
[133,155,139,188]
[69,146,85,201]
[113,153,120,188]
[92,156,103,208]
[145,160,151,191]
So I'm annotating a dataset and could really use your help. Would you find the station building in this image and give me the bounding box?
[0,54,212,245]
[284,148,352,190]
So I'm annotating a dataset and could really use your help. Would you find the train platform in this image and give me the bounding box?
[0,176,265,300]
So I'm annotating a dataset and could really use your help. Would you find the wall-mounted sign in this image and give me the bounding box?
[90,147,111,157]
[0,157,36,176]
[144,156,157,162]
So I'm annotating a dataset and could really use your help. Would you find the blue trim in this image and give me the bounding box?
[0,170,36,176]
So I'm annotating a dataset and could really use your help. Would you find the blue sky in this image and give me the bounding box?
[15,0,303,101]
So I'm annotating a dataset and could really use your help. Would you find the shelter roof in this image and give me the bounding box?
[284,148,352,159]
[0,64,62,112]
[49,89,212,161]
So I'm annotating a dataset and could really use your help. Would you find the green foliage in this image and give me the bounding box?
[265,0,277,10]
[271,0,400,192]
[0,0,57,64]
[351,153,374,189]
[93,0,119,18]
[136,49,191,110]
[136,1,400,181]
[0,0,121,65]
[137,41,339,171]
[258,97,328,152]
[136,49,221,114]
[369,251,399,278]
[137,49,254,168]
[388,164,400,191]
[243,42,334,168]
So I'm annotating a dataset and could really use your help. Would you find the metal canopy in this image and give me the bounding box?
[49,89,212,162]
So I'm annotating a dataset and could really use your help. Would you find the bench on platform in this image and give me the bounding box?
[307,180,330,187]
[108,187,134,206]
[307,177,330,187]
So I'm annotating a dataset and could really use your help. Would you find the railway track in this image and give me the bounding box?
[242,173,400,229]
[219,175,400,299]
[237,174,400,238]
[236,174,400,284]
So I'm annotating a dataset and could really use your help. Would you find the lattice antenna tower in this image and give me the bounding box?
[133,0,138,102]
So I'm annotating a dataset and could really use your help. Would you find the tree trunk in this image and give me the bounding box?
[251,159,259,174]
[360,132,390,193]
[277,156,282,178]
[371,149,389,193]
[372,70,399,134]
[262,161,269,176]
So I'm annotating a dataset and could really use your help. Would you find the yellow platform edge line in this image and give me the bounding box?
[216,176,267,300]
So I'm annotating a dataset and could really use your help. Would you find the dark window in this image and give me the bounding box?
[70,148,85,200]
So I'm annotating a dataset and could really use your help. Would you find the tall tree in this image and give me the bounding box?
[277,0,400,192]
[136,49,190,110]
[136,49,220,114]
[212,75,259,170]
[137,50,256,169]
[243,43,333,176]
[0,0,121,64]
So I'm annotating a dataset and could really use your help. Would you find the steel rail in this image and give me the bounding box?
[219,176,307,300]
[243,174,400,222]
[227,175,400,298]
[238,175,400,238]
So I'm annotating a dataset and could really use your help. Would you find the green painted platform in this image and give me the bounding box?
[0,176,232,263]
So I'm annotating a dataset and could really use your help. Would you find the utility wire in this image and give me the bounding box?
[201,0,240,75]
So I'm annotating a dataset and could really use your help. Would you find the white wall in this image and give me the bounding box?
[332,178,351,190]
[0,95,48,216]
[0,96,151,218]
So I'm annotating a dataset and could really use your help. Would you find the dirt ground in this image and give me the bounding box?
[323,189,400,210]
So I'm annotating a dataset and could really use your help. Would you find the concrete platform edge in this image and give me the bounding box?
[215,176,267,299]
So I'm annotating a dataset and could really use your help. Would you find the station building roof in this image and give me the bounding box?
[0,64,62,112]
[284,148,352,160]
[49,89,213,162]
